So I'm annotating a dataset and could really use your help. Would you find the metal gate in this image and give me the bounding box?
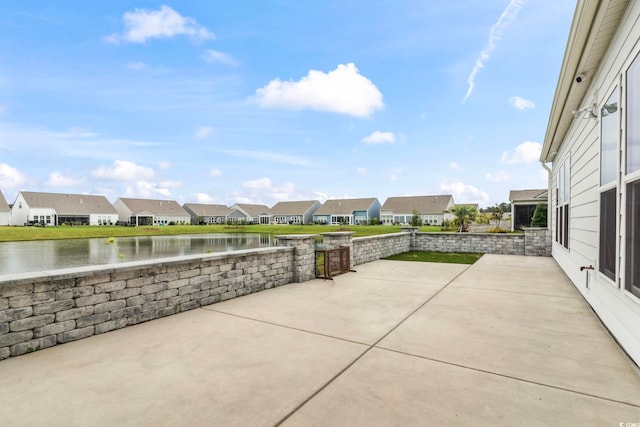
[315,246,351,278]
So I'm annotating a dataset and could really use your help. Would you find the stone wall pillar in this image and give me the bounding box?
[401,226,419,250]
[523,227,552,256]
[275,234,317,282]
[321,232,355,268]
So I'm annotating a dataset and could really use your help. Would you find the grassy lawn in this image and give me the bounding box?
[0,224,411,242]
[384,251,482,264]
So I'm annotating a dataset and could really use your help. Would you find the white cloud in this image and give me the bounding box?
[243,177,272,190]
[509,96,535,110]
[501,141,542,164]
[253,63,384,118]
[158,161,171,170]
[201,50,238,66]
[124,181,172,198]
[105,5,215,44]
[0,105,7,115]
[449,161,460,171]
[223,149,315,167]
[0,163,27,188]
[362,131,395,144]
[194,192,214,204]
[390,174,398,182]
[196,126,215,140]
[46,172,82,187]
[60,127,98,139]
[92,160,155,181]
[356,167,367,174]
[209,168,223,177]
[485,170,509,182]
[126,62,147,71]
[462,0,524,103]
[159,180,181,188]
[440,180,490,205]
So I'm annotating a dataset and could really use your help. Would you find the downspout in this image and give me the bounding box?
[540,160,553,231]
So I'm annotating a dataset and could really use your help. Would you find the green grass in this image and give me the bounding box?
[384,251,482,264]
[0,224,407,242]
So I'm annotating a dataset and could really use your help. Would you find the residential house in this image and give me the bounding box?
[114,198,190,226]
[313,198,381,225]
[381,195,455,225]
[0,190,10,226]
[183,203,233,225]
[509,189,548,230]
[269,200,320,225]
[541,0,640,364]
[229,203,271,224]
[10,191,118,226]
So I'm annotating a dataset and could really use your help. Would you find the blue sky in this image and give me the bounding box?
[0,1,574,208]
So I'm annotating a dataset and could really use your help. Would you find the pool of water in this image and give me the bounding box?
[0,234,275,276]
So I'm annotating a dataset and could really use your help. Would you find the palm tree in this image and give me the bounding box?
[449,205,477,232]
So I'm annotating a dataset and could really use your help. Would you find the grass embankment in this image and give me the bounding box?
[385,251,482,264]
[0,224,443,242]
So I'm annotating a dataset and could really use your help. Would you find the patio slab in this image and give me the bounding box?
[207,261,468,345]
[282,348,640,427]
[0,254,639,426]
[379,255,640,407]
[0,309,367,427]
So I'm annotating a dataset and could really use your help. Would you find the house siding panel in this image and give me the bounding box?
[549,0,640,364]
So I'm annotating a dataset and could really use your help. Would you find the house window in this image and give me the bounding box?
[625,55,640,297]
[556,157,570,249]
[599,89,618,281]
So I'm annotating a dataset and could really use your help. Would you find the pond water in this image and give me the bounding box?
[0,234,276,276]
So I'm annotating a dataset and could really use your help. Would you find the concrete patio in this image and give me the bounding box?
[1,254,639,426]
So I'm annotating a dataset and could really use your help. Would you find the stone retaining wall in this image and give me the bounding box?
[0,247,294,361]
[413,232,524,255]
[352,233,411,265]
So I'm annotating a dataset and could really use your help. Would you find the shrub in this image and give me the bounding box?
[487,227,508,233]
[530,203,548,227]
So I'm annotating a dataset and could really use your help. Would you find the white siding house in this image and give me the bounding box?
[10,191,118,226]
[229,204,271,224]
[313,198,381,225]
[541,0,640,364]
[269,200,320,225]
[381,195,455,225]
[0,190,10,226]
[114,198,190,226]
[183,203,233,224]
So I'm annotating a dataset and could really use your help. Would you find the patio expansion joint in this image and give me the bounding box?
[272,263,474,427]
[450,285,582,300]
[373,346,640,409]
[199,306,371,347]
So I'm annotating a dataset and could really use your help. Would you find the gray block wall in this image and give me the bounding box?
[0,247,294,361]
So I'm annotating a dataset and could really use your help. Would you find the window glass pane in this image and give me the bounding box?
[626,180,640,297]
[601,90,618,185]
[563,205,569,248]
[627,55,640,174]
[599,189,616,280]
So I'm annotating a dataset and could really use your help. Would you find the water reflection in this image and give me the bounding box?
[0,234,275,276]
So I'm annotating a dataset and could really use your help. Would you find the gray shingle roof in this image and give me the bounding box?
[315,198,377,215]
[183,203,233,217]
[509,189,548,202]
[381,195,453,215]
[233,204,271,217]
[269,200,319,216]
[20,191,117,215]
[0,190,9,212]
[118,198,189,216]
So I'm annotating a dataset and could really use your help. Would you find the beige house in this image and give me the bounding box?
[381,195,455,225]
[269,200,320,225]
[114,198,190,226]
[229,203,271,224]
[183,203,233,225]
[509,189,548,231]
[0,190,10,226]
[10,191,118,226]
[541,0,640,364]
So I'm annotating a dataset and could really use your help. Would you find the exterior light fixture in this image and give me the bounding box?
[572,103,597,119]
